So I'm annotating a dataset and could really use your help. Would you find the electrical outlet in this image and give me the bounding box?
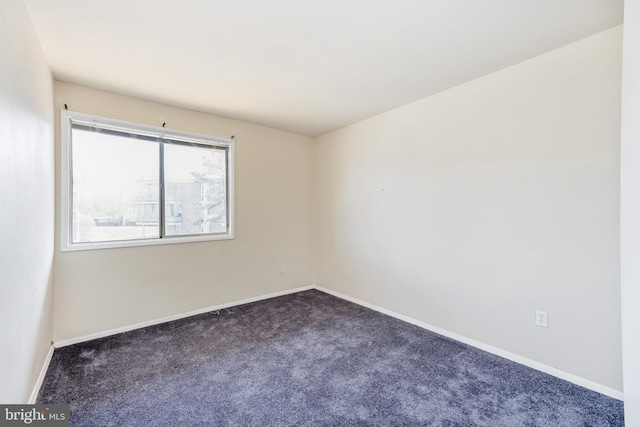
[280,264,286,273]
[535,310,548,328]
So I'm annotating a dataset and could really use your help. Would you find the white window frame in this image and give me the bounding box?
[60,110,235,251]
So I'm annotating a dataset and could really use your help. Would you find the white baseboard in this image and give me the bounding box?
[315,286,624,401]
[54,285,314,348]
[28,344,54,404]
[49,284,623,401]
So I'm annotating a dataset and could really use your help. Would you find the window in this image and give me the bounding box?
[61,110,234,251]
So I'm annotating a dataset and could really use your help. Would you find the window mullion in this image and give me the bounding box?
[225,150,230,232]
[159,142,166,238]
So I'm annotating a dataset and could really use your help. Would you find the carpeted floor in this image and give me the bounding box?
[38,290,624,426]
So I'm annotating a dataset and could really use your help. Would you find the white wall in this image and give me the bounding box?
[0,0,54,403]
[315,27,623,391]
[621,0,640,421]
[53,82,314,342]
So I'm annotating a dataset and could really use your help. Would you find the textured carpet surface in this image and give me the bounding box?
[38,290,623,426]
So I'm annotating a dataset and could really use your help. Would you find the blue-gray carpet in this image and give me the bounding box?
[38,290,624,426]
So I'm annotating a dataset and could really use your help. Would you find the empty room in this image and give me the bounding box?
[2,0,639,425]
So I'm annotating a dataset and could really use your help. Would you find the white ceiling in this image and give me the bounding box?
[23,0,623,137]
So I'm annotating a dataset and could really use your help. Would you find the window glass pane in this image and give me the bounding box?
[163,143,227,236]
[71,128,160,243]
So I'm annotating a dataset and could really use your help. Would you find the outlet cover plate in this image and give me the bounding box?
[535,310,548,328]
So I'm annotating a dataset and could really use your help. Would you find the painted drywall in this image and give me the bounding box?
[315,27,622,391]
[53,82,314,342]
[0,0,54,403]
[621,0,640,421]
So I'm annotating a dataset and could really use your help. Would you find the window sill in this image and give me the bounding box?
[60,232,234,252]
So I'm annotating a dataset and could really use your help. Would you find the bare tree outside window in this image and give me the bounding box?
[164,144,227,236]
